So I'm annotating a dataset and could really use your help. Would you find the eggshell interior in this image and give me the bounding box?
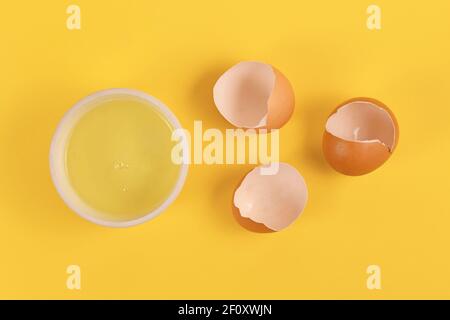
[213,61,274,128]
[213,62,295,129]
[233,163,308,231]
[325,100,396,151]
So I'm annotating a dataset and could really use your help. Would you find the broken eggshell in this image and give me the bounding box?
[323,97,399,176]
[233,163,308,232]
[213,61,295,129]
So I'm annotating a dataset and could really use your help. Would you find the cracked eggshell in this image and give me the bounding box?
[323,97,399,176]
[233,163,308,232]
[213,61,295,129]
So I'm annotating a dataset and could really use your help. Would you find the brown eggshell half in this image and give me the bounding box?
[213,61,295,129]
[267,68,295,129]
[323,97,399,176]
[233,163,308,232]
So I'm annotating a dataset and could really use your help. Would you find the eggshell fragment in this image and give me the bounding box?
[213,61,295,129]
[232,204,274,233]
[323,97,399,176]
[233,163,308,232]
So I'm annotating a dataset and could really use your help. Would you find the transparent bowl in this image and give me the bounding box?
[49,88,188,227]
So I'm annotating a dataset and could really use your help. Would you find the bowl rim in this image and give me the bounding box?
[49,88,189,227]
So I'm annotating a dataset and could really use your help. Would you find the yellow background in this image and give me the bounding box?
[0,0,449,299]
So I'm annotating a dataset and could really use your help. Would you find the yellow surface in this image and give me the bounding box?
[0,0,449,299]
[66,98,179,221]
